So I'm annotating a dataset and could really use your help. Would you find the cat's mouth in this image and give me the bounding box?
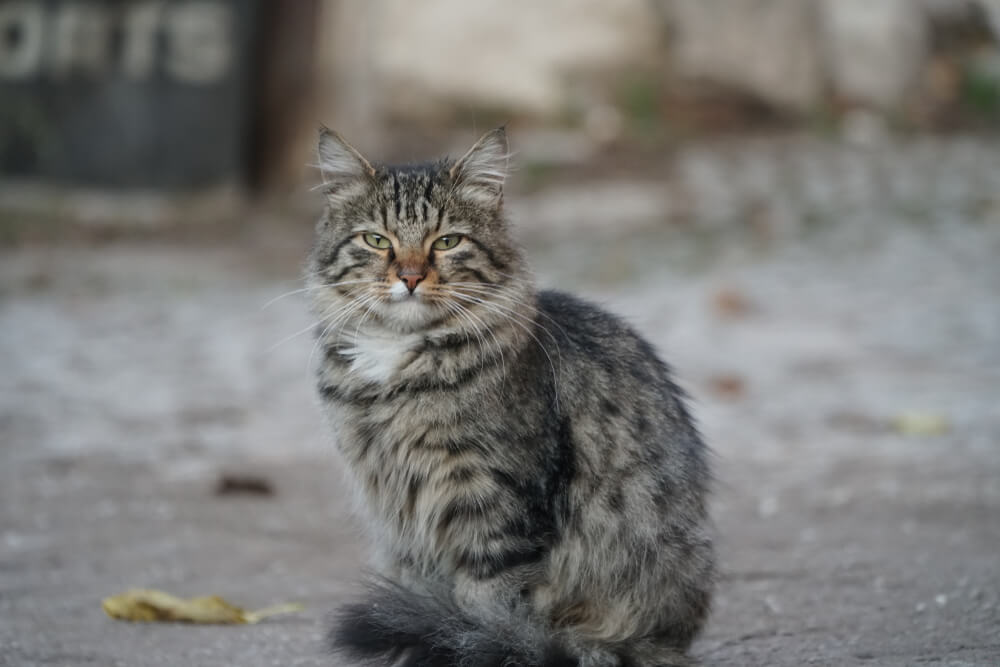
[378,288,443,330]
[388,281,423,303]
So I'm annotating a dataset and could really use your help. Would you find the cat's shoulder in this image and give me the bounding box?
[537,289,642,345]
[535,289,678,403]
[539,289,608,320]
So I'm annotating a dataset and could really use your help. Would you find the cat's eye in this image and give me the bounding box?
[362,233,392,249]
[432,235,462,251]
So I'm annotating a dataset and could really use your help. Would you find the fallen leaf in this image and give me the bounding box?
[826,411,887,434]
[712,287,753,318]
[102,589,302,624]
[215,474,275,497]
[891,412,949,436]
[707,374,747,399]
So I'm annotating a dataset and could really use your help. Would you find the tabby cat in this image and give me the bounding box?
[308,127,714,667]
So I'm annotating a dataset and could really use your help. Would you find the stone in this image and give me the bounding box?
[665,0,824,112]
[355,0,661,118]
[819,0,930,110]
[980,0,1000,39]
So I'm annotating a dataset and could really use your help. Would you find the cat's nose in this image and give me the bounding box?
[399,270,425,292]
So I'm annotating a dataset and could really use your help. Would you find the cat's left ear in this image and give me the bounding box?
[449,127,508,209]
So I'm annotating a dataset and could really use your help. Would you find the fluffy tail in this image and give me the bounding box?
[329,578,579,667]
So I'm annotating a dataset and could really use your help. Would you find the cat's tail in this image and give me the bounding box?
[329,578,579,667]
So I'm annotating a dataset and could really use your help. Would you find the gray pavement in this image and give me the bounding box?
[2,136,999,666]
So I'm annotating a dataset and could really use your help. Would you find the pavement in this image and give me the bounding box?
[2,135,999,666]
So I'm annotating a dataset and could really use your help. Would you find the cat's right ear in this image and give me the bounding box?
[449,127,509,209]
[317,126,375,203]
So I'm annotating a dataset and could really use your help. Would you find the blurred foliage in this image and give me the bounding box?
[961,56,1000,114]
[518,161,557,194]
[618,72,664,138]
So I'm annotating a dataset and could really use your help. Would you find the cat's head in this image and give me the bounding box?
[308,128,528,335]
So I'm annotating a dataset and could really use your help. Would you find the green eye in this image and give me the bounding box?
[362,233,392,249]
[432,235,462,250]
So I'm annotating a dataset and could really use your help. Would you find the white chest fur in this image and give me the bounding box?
[342,332,422,384]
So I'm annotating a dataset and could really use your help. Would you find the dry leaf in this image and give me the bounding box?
[102,589,302,624]
[215,473,275,497]
[707,374,747,399]
[712,288,753,318]
[891,412,949,436]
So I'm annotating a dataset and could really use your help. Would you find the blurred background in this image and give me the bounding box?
[2,1,999,666]
[2,0,1000,209]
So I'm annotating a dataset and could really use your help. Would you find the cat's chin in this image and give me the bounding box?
[379,298,443,333]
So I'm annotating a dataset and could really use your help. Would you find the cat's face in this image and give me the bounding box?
[308,128,525,335]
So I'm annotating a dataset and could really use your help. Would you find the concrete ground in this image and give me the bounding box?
[2,136,999,666]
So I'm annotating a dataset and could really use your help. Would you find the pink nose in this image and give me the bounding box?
[400,271,424,292]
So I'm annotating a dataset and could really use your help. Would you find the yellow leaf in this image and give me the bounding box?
[101,589,302,625]
[891,412,949,436]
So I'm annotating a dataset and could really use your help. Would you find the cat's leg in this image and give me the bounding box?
[366,536,404,579]
[451,563,540,613]
[566,644,630,667]
[560,636,690,667]
[452,569,642,667]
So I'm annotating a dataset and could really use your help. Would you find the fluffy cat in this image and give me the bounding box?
[307,127,714,667]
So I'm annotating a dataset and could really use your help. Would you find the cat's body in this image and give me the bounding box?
[308,128,714,667]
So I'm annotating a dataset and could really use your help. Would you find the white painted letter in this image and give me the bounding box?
[0,2,45,80]
[121,1,164,79]
[49,3,113,78]
[164,1,233,84]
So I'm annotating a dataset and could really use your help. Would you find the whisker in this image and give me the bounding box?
[267,322,320,353]
[445,283,570,343]
[447,299,505,378]
[267,294,360,353]
[440,301,473,351]
[448,285,565,347]
[440,301,476,352]
[447,291,560,405]
[307,292,381,370]
[260,280,375,310]
[350,292,385,348]
[326,292,381,344]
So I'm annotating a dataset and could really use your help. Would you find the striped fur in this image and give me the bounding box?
[308,128,714,667]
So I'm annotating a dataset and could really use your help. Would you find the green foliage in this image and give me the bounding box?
[960,56,1000,117]
[618,72,663,137]
[517,160,555,194]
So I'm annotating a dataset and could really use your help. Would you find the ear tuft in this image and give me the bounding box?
[317,126,375,202]
[449,127,509,207]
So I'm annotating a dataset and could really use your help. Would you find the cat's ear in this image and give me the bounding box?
[449,127,508,208]
[317,126,375,202]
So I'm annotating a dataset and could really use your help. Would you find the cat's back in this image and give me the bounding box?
[537,289,676,400]
[535,288,706,470]
[533,290,713,647]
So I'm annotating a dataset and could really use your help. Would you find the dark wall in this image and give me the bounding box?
[0,0,261,190]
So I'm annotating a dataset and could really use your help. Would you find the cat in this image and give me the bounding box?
[307,127,714,667]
